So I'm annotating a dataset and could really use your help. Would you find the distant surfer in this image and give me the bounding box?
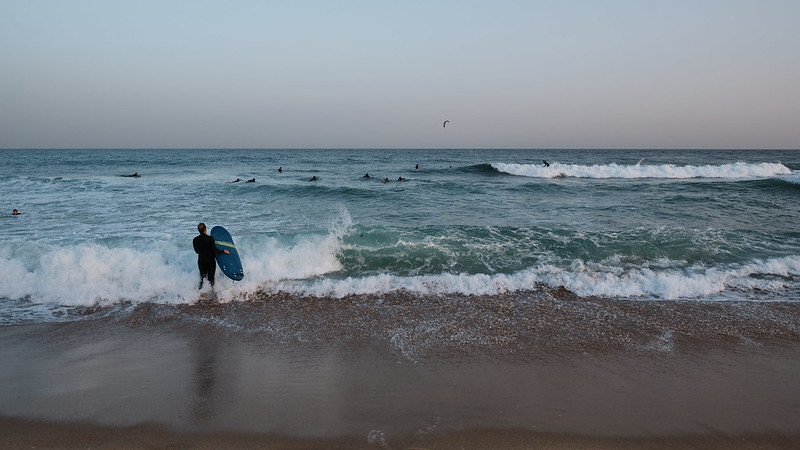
[246,178,255,183]
[542,160,549,167]
[12,209,21,215]
[382,178,390,183]
[120,172,140,177]
[398,177,406,182]
[309,176,317,182]
[228,178,242,183]
[415,163,419,169]
[193,222,229,289]
[278,166,283,173]
[363,173,371,179]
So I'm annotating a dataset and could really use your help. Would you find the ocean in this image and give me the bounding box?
[3,149,800,440]
[1,149,799,325]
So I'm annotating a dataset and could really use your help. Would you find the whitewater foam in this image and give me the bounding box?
[0,209,355,309]
[249,255,800,302]
[492,162,792,179]
[3,235,798,311]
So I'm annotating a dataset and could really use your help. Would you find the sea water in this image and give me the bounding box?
[1,149,799,324]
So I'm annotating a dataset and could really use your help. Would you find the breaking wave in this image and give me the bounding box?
[492,161,792,179]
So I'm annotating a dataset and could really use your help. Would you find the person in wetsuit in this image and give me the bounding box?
[193,222,229,289]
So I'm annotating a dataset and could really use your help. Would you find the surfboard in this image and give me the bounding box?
[209,226,244,281]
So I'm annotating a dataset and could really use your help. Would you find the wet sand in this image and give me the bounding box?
[2,417,799,450]
[2,292,800,448]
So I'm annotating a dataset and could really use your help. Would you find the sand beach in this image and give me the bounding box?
[2,292,800,448]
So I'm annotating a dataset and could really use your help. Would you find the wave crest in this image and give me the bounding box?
[492,162,792,179]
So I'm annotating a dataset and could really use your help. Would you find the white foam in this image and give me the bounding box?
[257,255,800,301]
[2,211,798,309]
[0,243,199,306]
[0,209,354,308]
[493,161,792,179]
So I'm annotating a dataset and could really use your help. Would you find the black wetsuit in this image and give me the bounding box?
[193,233,223,288]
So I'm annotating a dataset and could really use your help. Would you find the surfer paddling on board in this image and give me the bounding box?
[193,222,229,289]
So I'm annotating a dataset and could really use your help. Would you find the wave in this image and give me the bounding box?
[492,162,792,179]
[459,163,503,175]
[264,254,800,301]
[0,211,353,314]
[778,173,800,186]
[3,223,798,323]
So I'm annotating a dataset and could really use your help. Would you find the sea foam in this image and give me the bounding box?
[258,255,800,302]
[493,161,792,179]
[2,230,799,310]
[0,210,353,308]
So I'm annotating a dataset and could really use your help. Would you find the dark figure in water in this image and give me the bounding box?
[12,209,21,215]
[120,172,140,177]
[309,176,317,182]
[542,160,550,167]
[398,177,406,182]
[278,167,283,173]
[363,173,371,179]
[193,222,229,289]
[246,178,255,183]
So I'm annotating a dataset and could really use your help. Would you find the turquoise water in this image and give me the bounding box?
[1,149,799,323]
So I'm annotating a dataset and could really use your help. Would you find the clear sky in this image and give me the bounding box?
[1,0,798,149]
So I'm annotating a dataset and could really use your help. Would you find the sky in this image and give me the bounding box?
[1,0,798,149]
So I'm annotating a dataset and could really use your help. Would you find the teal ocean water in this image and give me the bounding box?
[1,149,799,324]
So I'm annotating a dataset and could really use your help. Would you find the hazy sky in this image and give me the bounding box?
[1,0,798,149]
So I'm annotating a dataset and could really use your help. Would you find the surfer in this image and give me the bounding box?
[309,176,317,182]
[363,173,371,179]
[120,172,140,177]
[246,178,256,183]
[278,167,283,173]
[228,178,242,183]
[542,160,550,167]
[12,209,21,215]
[193,222,230,289]
[398,177,406,182]
[382,178,390,183]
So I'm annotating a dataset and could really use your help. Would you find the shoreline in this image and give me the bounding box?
[2,294,800,447]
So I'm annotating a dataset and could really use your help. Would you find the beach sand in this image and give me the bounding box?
[2,292,800,448]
